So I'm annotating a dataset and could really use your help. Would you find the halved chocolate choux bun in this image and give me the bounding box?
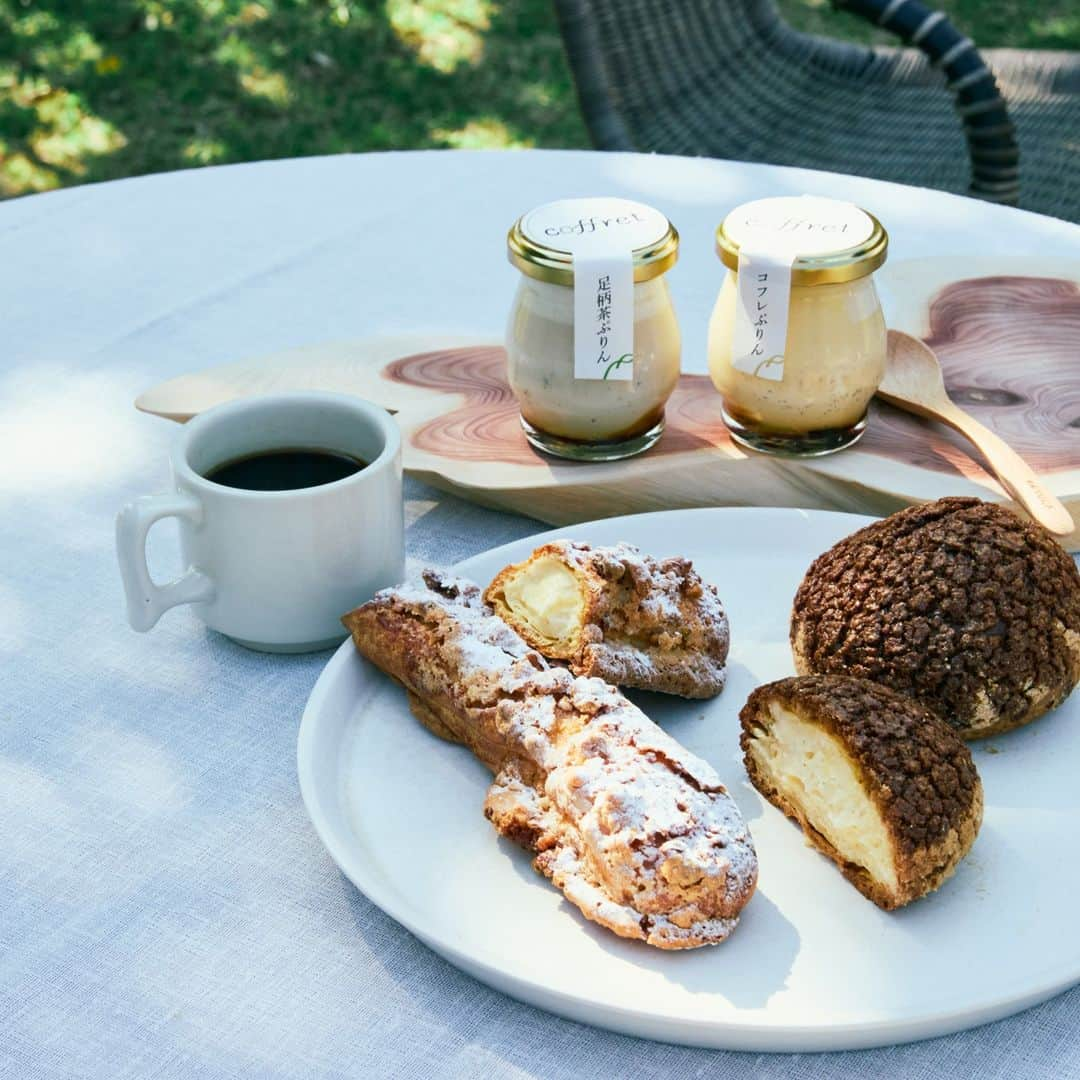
[741,675,982,910]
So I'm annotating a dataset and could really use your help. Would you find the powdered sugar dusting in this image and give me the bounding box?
[361,571,756,947]
[355,569,757,948]
[549,846,740,947]
[540,677,757,924]
[519,541,730,699]
[376,570,550,694]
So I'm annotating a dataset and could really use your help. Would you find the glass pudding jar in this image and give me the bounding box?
[506,198,681,461]
[708,196,888,456]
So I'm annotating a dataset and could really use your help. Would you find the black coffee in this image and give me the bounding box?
[205,449,366,491]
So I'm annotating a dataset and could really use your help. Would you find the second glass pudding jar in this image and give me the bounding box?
[506,198,681,461]
[708,196,889,456]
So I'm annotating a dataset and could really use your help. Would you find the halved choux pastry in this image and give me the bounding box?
[484,540,729,699]
[741,675,982,910]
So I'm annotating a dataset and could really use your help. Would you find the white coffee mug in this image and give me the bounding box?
[116,392,404,652]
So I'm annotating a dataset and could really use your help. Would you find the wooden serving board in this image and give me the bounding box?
[137,256,1080,550]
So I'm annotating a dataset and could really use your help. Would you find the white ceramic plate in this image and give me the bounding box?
[297,508,1080,1052]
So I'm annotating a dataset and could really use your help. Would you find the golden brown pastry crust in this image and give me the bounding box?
[343,570,757,949]
[790,497,1080,738]
[740,675,983,910]
[484,541,729,699]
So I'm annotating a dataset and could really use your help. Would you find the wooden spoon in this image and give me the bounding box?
[880,330,1074,536]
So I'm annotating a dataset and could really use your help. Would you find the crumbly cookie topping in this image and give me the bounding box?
[352,570,757,948]
[791,498,1080,736]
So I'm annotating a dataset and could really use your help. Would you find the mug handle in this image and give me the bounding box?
[116,493,215,631]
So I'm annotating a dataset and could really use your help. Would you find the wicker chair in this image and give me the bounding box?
[554,0,1080,222]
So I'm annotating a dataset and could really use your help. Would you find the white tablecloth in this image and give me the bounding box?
[2,150,1079,1079]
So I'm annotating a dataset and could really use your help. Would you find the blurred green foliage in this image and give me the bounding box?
[1,0,1076,198]
[782,0,1080,48]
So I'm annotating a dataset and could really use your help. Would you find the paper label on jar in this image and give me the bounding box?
[726,197,874,382]
[571,248,634,381]
[731,244,798,382]
[521,198,671,382]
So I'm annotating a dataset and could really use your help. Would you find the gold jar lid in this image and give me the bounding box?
[716,196,887,286]
[508,197,679,286]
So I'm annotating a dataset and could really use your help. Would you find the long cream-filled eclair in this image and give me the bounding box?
[343,570,757,949]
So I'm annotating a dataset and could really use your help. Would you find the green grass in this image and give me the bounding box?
[1,0,1077,199]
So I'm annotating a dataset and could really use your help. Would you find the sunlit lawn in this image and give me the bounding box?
[2,0,1077,198]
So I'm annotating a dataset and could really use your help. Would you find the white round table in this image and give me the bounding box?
[2,150,1079,1080]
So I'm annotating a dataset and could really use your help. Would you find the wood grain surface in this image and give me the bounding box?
[868,274,1079,474]
[135,257,1080,548]
[387,347,729,466]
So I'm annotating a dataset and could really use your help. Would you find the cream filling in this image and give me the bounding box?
[501,557,583,643]
[751,703,897,891]
[506,276,682,442]
[708,273,886,432]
